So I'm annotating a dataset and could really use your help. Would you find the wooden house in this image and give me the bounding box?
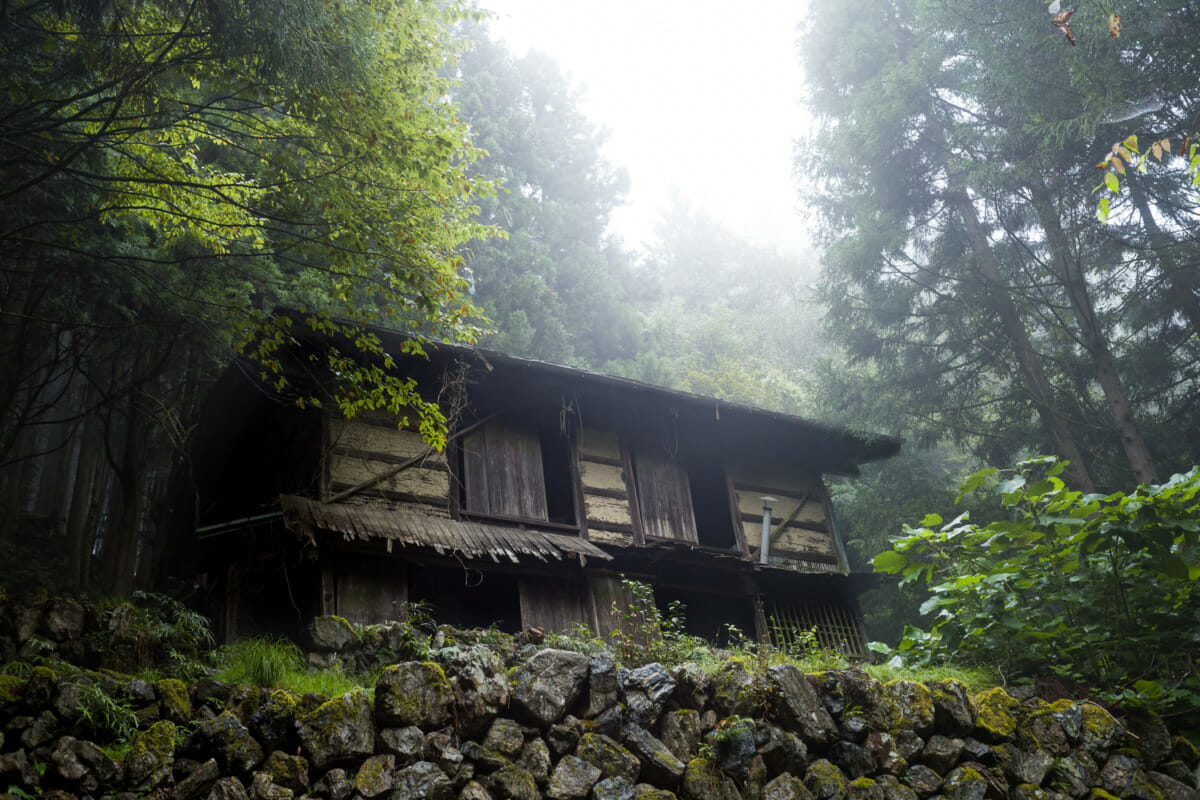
[185,326,900,653]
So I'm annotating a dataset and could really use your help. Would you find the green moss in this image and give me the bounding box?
[0,675,24,706]
[973,687,1019,741]
[1171,735,1199,766]
[850,778,878,789]
[806,758,849,800]
[880,679,935,731]
[1087,790,1121,800]
[155,678,191,722]
[683,758,726,794]
[354,755,392,791]
[126,720,177,789]
[1080,703,1122,751]
[26,665,59,706]
[382,662,450,726]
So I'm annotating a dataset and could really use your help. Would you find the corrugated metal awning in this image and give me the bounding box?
[280,495,612,566]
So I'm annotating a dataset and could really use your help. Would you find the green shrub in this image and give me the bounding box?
[875,456,1200,712]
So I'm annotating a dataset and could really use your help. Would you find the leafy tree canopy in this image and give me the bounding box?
[1,0,497,447]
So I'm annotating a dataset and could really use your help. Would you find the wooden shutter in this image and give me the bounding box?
[633,447,698,543]
[461,419,548,520]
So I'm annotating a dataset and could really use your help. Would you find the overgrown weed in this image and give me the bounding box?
[211,636,376,697]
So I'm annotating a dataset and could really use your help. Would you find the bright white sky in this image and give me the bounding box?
[481,0,815,256]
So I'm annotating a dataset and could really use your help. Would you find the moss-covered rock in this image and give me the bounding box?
[681,757,741,800]
[125,720,177,791]
[296,689,374,771]
[805,758,849,800]
[928,681,977,736]
[878,681,935,735]
[261,751,308,794]
[1079,703,1124,759]
[375,661,453,730]
[393,760,453,799]
[0,674,24,710]
[188,710,264,776]
[25,665,58,708]
[249,688,300,754]
[304,615,357,652]
[509,648,592,727]
[942,766,987,800]
[577,732,640,784]
[769,664,838,746]
[972,688,1019,743]
[626,723,686,788]
[1049,749,1099,797]
[711,657,757,717]
[1098,753,1166,800]
[487,762,540,800]
[546,754,601,800]
[1125,708,1172,768]
[907,765,945,797]
[1017,701,1069,757]
[1170,735,1199,768]
[354,753,395,798]
[155,677,191,723]
[848,777,885,800]
[765,772,818,800]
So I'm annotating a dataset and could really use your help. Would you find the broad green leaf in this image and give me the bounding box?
[873,550,909,573]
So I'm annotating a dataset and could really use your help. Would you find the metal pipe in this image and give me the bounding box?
[759,496,777,564]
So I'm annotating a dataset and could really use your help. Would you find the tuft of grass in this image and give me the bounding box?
[211,636,377,698]
[284,665,380,699]
[212,637,304,688]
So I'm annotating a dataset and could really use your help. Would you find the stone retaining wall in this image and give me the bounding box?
[3,607,1200,800]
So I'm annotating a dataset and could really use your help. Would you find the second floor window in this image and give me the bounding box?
[459,418,576,526]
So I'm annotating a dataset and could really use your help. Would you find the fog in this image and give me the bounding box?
[483,0,815,256]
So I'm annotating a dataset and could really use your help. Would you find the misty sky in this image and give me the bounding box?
[482,0,814,256]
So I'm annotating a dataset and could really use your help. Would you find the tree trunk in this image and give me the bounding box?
[1028,178,1158,486]
[951,192,1097,492]
[1126,178,1200,340]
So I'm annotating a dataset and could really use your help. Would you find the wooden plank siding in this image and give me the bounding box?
[519,577,591,634]
[326,416,449,509]
[332,554,409,625]
[727,465,838,567]
[578,427,635,544]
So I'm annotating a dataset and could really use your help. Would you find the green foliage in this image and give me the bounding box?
[75,682,139,744]
[544,623,609,657]
[876,457,1200,712]
[608,576,708,668]
[211,636,376,697]
[96,592,215,673]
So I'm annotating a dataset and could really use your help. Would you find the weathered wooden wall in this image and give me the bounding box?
[728,463,838,569]
[322,553,410,625]
[326,414,450,516]
[577,428,636,547]
[518,576,591,634]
